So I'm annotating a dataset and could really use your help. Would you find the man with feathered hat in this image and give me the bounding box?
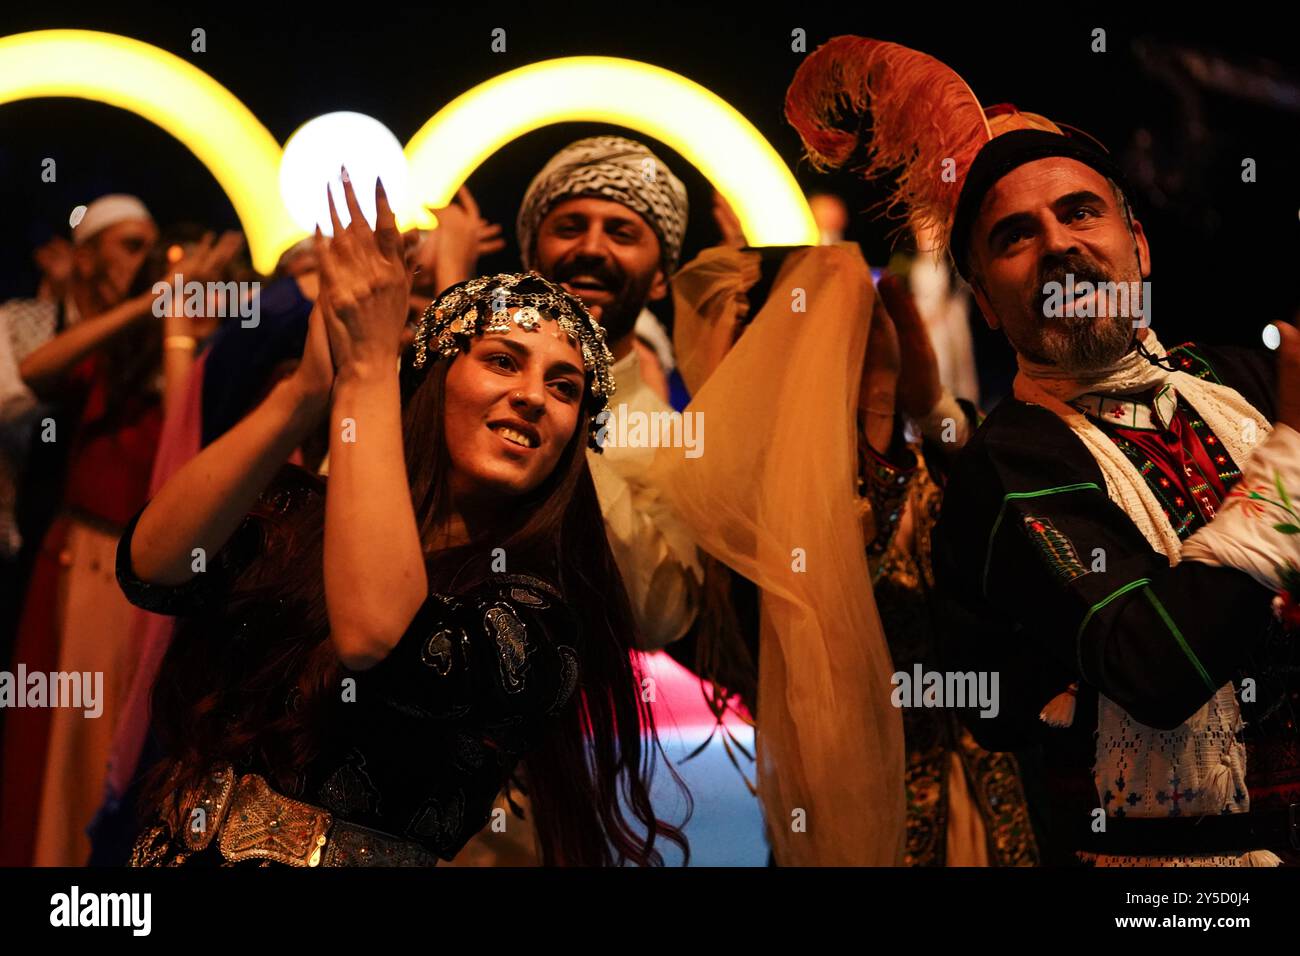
[787,36,1300,865]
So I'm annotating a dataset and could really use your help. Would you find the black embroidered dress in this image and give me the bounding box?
[117,466,583,867]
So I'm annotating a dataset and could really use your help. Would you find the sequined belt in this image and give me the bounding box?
[179,764,437,867]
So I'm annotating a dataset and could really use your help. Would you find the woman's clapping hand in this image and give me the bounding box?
[314,169,411,378]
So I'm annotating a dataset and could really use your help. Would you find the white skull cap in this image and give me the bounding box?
[73,194,154,246]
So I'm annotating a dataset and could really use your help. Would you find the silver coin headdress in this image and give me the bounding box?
[410,271,616,451]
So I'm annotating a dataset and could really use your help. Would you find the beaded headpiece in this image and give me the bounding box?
[410,271,616,451]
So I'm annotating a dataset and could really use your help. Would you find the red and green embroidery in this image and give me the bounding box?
[1022,514,1090,583]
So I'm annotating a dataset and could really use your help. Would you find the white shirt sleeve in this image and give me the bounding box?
[587,447,702,651]
[1181,422,1300,590]
[0,304,39,423]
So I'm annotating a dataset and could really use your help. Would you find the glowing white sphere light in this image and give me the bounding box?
[279,111,412,235]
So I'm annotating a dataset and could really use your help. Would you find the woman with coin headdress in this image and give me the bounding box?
[118,172,687,866]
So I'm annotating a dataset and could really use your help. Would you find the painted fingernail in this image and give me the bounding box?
[376,177,387,198]
[340,165,350,184]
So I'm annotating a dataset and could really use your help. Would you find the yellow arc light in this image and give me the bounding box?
[0,31,818,272]
[406,57,818,246]
[0,30,300,273]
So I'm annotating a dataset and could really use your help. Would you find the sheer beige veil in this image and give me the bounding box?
[650,243,905,865]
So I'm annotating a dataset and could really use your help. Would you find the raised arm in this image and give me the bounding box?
[317,172,427,670]
[20,232,241,397]
[877,272,973,457]
[20,289,155,397]
[128,300,333,586]
[160,232,245,418]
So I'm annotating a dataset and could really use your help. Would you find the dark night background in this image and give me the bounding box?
[2,5,1297,403]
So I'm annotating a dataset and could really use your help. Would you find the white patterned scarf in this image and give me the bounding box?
[1014,329,1272,559]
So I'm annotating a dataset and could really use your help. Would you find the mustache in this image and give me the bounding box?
[1035,257,1112,313]
[553,257,624,289]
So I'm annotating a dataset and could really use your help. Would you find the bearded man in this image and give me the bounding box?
[786,35,1300,866]
[516,136,702,650]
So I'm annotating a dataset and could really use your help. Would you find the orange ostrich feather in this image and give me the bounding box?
[785,36,994,247]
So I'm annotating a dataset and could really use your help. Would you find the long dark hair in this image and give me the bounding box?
[144,332,690,866]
